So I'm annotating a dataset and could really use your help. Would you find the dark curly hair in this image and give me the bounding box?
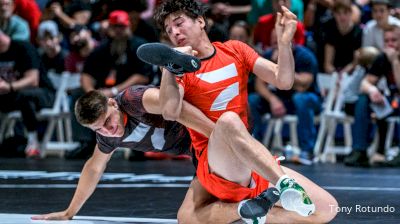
[154,0,208,32]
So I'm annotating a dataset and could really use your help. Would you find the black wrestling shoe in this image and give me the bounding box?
[136,43,201,75]
[344,151,370,167]
[386,153,400,167]
[238,187,280,224]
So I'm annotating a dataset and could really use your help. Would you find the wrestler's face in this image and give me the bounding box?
[89,99,125,137]
[164,12,206,47]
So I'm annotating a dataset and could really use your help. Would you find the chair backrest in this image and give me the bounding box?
[317,72,339,114]
[333,73,351,113]
[47,72,68,114]
[47,71,81,114]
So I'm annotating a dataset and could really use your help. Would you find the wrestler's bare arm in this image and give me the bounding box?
[32,145,113,220]
[142,87,214,138]
[253,6,297,90]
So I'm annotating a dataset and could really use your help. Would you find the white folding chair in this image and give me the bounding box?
[261,73,333,152]
[0,71,81,157]
[314,73,354,163]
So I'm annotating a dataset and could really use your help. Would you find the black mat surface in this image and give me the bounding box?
[0,158,399,223]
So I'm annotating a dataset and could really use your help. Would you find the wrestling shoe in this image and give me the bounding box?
[136,43,201,75]
[238,187,280,224]
[276,175,315,217]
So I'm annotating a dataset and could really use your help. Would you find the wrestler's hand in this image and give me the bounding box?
[173,46,198,57]
[31,210,73,220]
[275,6,297,46]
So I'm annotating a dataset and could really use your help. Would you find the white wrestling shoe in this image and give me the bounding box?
[276,175,315,217]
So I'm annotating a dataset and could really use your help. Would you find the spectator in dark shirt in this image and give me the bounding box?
[81,10,152,97]
[323,0,362,74]
[37,20,66,74]
[0,31,55,157]
[345,25,400,167]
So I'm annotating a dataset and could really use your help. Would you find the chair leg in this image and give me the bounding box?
[41,119,56,157]
[289,121,299,149]
[272,119,283,149]
[56,119,65,142]
[343,121,353,155]
[64,116,73,142]
[314,117,327,162]
[367,132,379,157]
[262,118,275,147]
[385,119,396,153]
[0,117,9,143]
[323,118,338,163]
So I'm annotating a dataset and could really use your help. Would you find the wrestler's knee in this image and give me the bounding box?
[177,204,193,224]
[215,112,242,134]
[312,194,338,223]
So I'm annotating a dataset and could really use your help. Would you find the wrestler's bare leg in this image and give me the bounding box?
[177,177,240,224]
[177,167,338,224]
[208,112,284,186]
[266,166,338,223]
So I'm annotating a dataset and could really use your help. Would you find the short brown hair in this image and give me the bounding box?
[75,90,108,126]
[383,24,400,33]
[332,0,352,13]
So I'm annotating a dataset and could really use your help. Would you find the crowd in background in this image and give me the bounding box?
[0,0,399,168]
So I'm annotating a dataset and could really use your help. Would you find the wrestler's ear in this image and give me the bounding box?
[108,98,118,109]
[197,16,206,29]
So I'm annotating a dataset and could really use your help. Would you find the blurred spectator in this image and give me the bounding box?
[0,31,55,158]
[64,25,96,73]
[37,20,66,74]
[247,0,273,26]
[14,0,42,44]
[390,0,400,19]
[210,0,251,27]
[342,46,380,109]
[229,20,252,45]
[111,0,157,41]
[0,0,30,41]
[357,0,373,24]
[247,0,304,27]
[253,0,305,50]
[229,20,257,93]
[42,0,91,29]
[323,0,362,74]
[362,0,400,51]
[249,29,321,165]
[140,0,155,20]
[345,25,400,167]
[81,10,152,97]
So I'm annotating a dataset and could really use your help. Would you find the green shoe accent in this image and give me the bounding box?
[279,178,313,205]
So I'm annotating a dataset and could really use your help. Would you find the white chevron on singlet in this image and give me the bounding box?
[196,63,237,83]
[123,122,151,142]
[210,82,239,111]
[151,128,166,150]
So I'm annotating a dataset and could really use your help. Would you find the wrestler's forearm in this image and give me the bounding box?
[276,43,295,90]
[65,157,106,217]
[178,101,215,138]
[159,69,183,120]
